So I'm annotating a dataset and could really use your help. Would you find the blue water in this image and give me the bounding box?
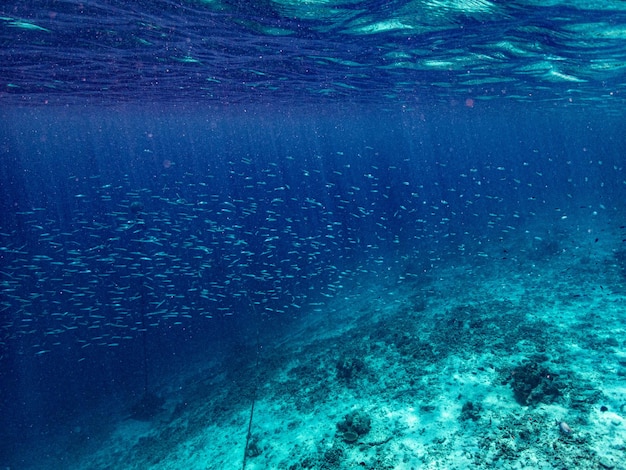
[2,104,624,466]
[1,1,626,468]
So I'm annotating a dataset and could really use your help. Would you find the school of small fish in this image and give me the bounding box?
[0,151,580,359]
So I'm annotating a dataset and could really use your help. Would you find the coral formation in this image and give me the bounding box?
[508,361,562,406]
[336,409,371,443]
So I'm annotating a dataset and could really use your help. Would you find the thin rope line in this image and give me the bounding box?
[242,295,261,470]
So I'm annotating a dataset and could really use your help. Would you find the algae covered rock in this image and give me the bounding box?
[336,409,371,442]
[508,361,562,406]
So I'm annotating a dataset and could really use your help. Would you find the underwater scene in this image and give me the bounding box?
[1,1,626,469]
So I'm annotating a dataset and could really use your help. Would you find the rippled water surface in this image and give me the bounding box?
[1,0,625,106]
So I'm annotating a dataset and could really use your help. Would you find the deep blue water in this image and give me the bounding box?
[1,0,626,468]
[1,105,624,466]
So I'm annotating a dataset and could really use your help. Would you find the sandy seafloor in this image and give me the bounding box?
[22,215,626,470]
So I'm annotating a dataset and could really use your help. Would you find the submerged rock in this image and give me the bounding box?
[508,361,562,406]
[336,409,372,440]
